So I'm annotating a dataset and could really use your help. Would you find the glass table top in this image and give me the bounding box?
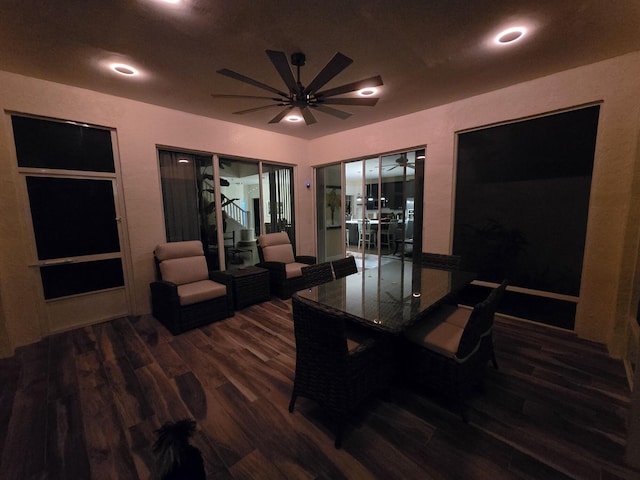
[295,261,476,334]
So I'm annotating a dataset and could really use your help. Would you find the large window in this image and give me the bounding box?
[159,149,295,270]
[453,105,600,328]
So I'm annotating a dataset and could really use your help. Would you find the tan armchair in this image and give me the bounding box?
[150,240,234,334]
[256,232,316,299]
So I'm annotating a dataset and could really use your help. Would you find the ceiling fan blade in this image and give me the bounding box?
[313,104,352,120]
[300,107,317,125]
[315,75,383,99]
[268,107,293,124]
[211,94,283,101]
[321,97,379,107]
[217,68,289,97]
[265,50,299,94]
[232,104,284,115]
[304,52,353,95]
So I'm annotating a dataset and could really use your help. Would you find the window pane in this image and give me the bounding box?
[262,164,294,244]
[40,259,124,299]
[12,116,115,172]
[159,151,201,242]
[26,176,120,260]
[453,105,599,296]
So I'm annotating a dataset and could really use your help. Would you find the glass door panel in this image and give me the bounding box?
[217,156,259,270]
[315,164,342,262]
[261,164,295,244]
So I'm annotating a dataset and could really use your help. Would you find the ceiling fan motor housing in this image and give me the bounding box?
[291,52,306,67]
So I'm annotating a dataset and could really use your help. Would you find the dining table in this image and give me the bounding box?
[294,260,476,334]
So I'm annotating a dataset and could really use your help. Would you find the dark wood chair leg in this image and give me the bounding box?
[288,393,297,413]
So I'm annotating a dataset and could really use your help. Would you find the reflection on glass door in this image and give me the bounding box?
[159,152,296,271]
[315,164,342,262]
[261,163,295,243]
[326,148,424,270]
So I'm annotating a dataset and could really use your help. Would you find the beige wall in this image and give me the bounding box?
[309,52,640,356]
[1,51,640,360]
[0,71,309,356]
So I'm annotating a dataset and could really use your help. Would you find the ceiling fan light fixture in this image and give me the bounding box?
[212,50,383,126]
[110,63,138,76]
[358,87,377,96]
[495,27,527,45]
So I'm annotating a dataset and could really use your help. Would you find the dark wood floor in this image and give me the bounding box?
[1,299,638,479]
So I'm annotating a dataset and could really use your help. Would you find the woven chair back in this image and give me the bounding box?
[301,262,334,288]
[291,296,349,384]
[331,256,358,279]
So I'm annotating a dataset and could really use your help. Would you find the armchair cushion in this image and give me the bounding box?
[178,279,227,306]
[155,240,204,261]
[160,256,209,285]
[285,262,308,279]
[264,243,295,264]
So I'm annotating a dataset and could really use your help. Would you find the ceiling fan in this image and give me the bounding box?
[387,154,415,171]
[211,50,383,125]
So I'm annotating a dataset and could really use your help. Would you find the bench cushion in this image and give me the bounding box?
[404,304,472,359]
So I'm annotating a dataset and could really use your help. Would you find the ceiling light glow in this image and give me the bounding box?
[286,115,302,122]
[110,63,138,76]
[494,27,527,45]
[358,87,377,96]
[178,157,190,164]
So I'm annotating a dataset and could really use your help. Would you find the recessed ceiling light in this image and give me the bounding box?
[286,115,302,122]
[417,154,426,160]
[494,27,527,45]
[358,88,377,96]
[110,63,138,76]
[178,157,190,164]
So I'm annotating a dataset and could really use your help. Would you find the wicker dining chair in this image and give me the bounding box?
[289,295,393,448]
[331,256,358,279]
[301,262,334,288]
[401,279,507,422]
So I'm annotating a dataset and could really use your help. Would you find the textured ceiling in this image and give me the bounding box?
[0,0,638,139]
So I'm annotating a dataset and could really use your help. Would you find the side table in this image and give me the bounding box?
[224,266,270,310]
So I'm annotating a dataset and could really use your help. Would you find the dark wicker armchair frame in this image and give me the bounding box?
[256,241,316,299]
[331,256,358,279]
[289,295,392,448]
[150,253,234,335]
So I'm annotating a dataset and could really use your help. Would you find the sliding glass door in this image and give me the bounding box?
[159,149,295,270]
[317,148,424,269]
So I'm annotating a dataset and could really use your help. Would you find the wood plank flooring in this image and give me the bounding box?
[1,299,638,479]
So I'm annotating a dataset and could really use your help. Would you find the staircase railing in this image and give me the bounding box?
[223,200,248,229]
